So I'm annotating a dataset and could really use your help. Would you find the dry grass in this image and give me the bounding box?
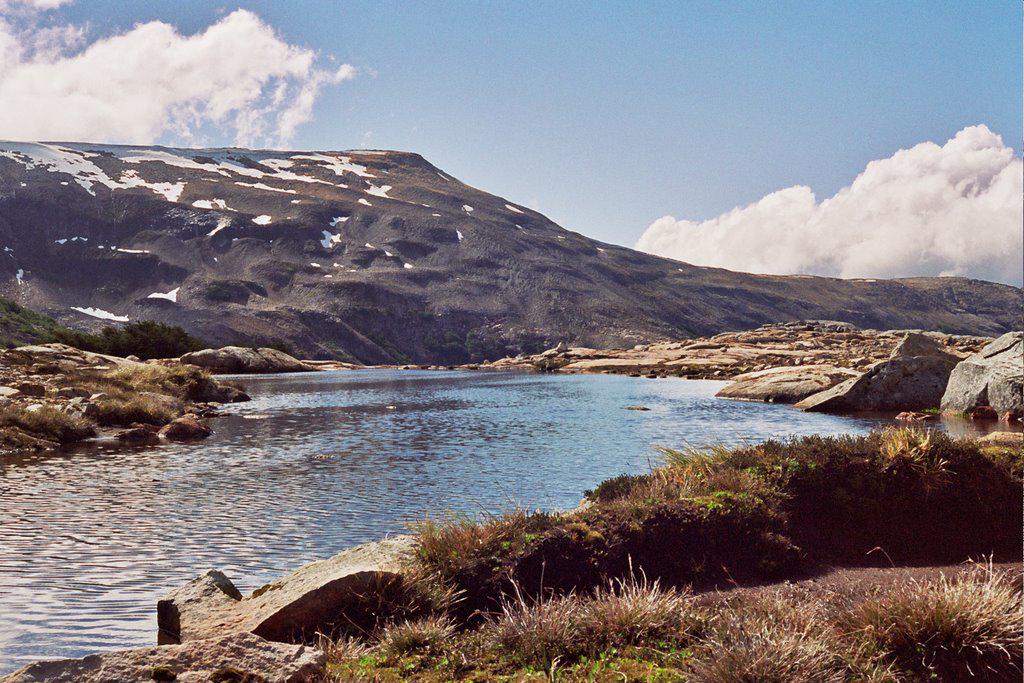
[71,362,216,402]
[89,393,177,426]
[486,586,582,670]
[688,593,854,683]
[579,572,695,647]
[843,563,1023,679]
[0,405,95,443]
[377,616,456,657]
[317,633,370,663]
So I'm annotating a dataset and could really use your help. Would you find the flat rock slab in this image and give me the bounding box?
[2,344,140,371]
[1,632,325,683]
[978,431,1024,448]
[716,365,860,404]
[158,535,417,644]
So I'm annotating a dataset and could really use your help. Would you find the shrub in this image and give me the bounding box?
[843,564,1023,679]
[377,616,456,657]
[412,430,1021,623]
[0,406,95,443]
[53,320,206,360]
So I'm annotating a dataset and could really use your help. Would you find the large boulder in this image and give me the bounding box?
[716,365,860,404]
[158,535,416,645]
[796,333,963,413]
[1,632,324,683]
[941,332,1023,415]
[179,346,316,374]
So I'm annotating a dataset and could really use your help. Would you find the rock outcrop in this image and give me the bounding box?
[475,323,988,382]
[716,365,861,403]
[795,333,964,413]
[158,535,416,645]
[179,346,315,374]
[941,332,1023,416]
[0,632,325,683]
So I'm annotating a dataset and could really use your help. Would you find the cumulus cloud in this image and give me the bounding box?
[636,125,1023,286]
[0,8,356,146]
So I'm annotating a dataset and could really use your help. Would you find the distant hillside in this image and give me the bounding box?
[0,141,1020,363]
[0,297,65,348]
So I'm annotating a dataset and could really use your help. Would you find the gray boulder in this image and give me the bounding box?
[716,365,860,404]
[941,332,1023,415]
[179,346,315,374]
[158,535,416,644]
[1,632,324,683]
[796,333,962,413]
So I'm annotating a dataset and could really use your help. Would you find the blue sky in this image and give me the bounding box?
[13,1,1024,255]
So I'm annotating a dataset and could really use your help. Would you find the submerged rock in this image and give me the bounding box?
[941,332,1023,415]
[158,535,416,644]
[716,365,860,404]
[796,333,962,413]
[179,346,315,374]
[1,632,325,683]
[158,414,212,441]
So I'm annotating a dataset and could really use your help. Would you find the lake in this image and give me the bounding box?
[0,369,1000,672]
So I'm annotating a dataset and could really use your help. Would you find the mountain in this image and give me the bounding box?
[0,141,1019,363]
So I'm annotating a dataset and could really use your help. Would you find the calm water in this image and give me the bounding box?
[0,369,1003,672]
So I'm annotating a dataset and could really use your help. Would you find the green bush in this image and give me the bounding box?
[53,321,206,360]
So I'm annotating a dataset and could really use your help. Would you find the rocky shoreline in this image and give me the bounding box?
[0,344,249,454]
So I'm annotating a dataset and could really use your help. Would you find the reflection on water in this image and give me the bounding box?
[0,370,1011,671]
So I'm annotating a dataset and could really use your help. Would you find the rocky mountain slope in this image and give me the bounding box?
[0,141,1019,363]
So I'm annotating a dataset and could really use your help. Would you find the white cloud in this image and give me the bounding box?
[0,8,355,147]
[0,0,73,11]
[636,125,1023,286]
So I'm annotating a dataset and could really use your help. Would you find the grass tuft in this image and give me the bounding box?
[89,394,177,427]
[688,593,850,683]
[579,571,695,648]
[843,562,1023,679]
[377,616,456,657]
[486,586,582,670]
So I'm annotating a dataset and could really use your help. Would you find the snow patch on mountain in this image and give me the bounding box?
[147,287,180,302]
[72,306,128,322]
